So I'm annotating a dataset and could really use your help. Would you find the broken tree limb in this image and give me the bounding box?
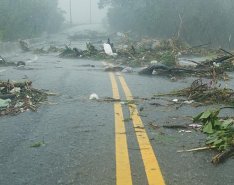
[190,43,211,49]
[219,48,234,56]
[177,146,216,153]
[204,55,233,65]
[163,125,188,129]
[220,106,234,110]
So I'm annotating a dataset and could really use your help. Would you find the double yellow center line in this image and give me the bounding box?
[110,73,165,185]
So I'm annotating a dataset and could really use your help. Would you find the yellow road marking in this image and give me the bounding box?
[109,73,133,185]
[119,75,166,185]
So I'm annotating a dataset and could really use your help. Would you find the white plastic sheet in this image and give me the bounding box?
[103,43,117,56]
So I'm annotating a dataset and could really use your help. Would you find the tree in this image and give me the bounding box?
[100,0,234,48]
[0,0,64,41]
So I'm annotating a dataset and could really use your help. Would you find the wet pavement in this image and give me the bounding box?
[0,25,234,185]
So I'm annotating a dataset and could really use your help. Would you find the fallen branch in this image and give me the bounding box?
[219,48,234,56]
[177,146,216,153]
[163,125,188,129]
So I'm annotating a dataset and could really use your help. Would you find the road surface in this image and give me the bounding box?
[0,25,233,185]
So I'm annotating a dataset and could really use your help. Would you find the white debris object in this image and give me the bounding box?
[189,124,202,129]
[179,130,192,133]
[184,100,194,104]
[10,87,21,94]
[152,70,157,75]
[150,60,158,64]
[213,62,220,67]
[89,93,99,100]
[172,99,179,102]
[103,43,117,56]
[170,77,177,81]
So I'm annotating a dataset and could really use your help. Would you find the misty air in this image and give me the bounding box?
[0,1,233,185]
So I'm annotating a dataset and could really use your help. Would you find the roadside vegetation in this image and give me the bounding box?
[99,0,234,48]
[0,0,64,41]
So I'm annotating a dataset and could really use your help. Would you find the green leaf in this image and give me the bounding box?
[200,110,212,119]
[214,119,222,127]
[193,112,203,122]
[206,137,218,144]
[203,122,214,134]
[213,139,223,146]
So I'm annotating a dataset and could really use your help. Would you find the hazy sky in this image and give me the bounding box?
[58,0,107,24]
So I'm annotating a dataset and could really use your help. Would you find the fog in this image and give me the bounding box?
[58,0,107,24]
[99,0,234,48]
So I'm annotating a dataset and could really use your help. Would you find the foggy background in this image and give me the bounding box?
[58,0,107,24]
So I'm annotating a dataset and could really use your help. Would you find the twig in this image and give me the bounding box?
[190,43,210,49]
[220,106,234,110]
[219,48,234,56]
[177,146,216,153]
[163,125,188,129]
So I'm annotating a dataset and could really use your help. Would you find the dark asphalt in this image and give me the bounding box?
[0,25,234,185]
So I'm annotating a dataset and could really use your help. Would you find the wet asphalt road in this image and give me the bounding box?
[0,25,234,185]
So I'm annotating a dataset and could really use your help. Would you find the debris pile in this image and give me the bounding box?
[58,36,189,65]
[156,79,234,105]
[139,53,234,78]
[59,43,106,59]
[0,80,49,116]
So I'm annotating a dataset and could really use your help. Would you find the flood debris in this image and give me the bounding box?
[0,80,50,116]
[0,55,16,67]
[30,140,45,148]
[19,40,30,52]
[177,146,216,153]
[192,109,234,164]
[59,43,103,59]
[89,93,99,100]
[155,79,234,106]
[104,65,124,72]
[163,125,188,129]
[59,45,82,58]
[178,130,192,133]
[16,61,26,67]
[97,97,121,102]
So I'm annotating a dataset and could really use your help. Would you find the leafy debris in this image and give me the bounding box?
[194,109,234,164]
[156,79,234,105]
[0,80,50,116]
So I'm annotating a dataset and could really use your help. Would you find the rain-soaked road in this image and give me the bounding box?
[0,25,234,185]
